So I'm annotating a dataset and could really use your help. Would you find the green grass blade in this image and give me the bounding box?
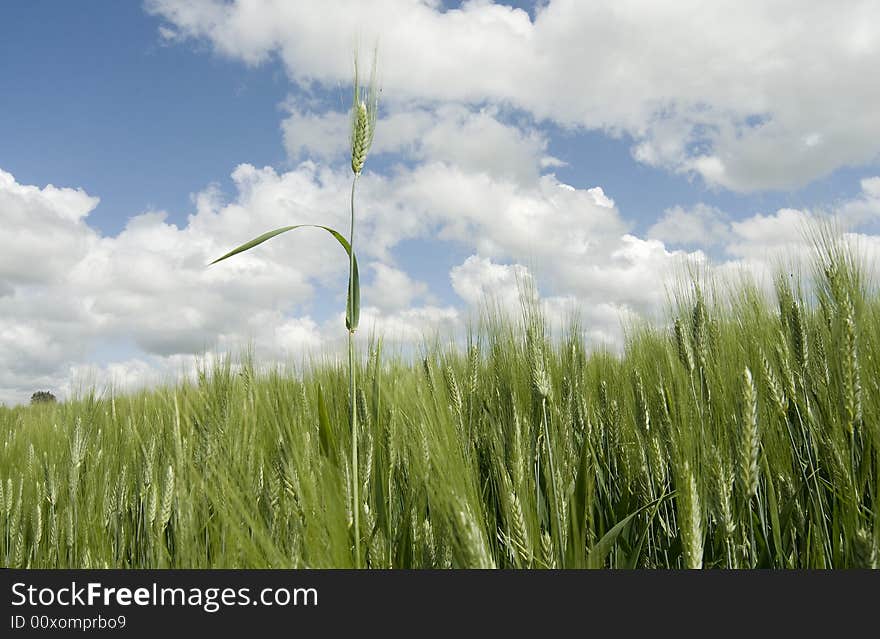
[316,383,336,461]
[761,453,784,567]
[209,226,298,265]
[587,494,669,569]
[624,492,671,569]
[209,224,360,330]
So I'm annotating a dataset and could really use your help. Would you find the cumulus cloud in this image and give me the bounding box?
[363,262,430,311]
[149,0,880,192]
[651,177,880,260]
[358,304,460,344]
[726,208,813,260]
[0,159,691,403]
[0,170,98,288]
[651,180,880,296]
[280,106,350,164]
[283,102,559,184]
[448,255,640,345]
[451,255,530,313]
[648,203,732,249]
[3,159,880,405]
[839,176,880,227]
[0,171,102,403]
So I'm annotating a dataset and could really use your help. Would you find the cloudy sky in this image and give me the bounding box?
[2,0,880,405]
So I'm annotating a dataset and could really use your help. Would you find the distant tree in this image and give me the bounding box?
[30,391,57,405]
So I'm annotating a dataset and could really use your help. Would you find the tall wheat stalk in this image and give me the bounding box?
[347,50,379,568]
[209,48,379,568]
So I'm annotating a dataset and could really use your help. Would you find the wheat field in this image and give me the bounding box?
[1,239,878,569]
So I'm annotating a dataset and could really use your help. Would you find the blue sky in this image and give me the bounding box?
[0,1,286,234]
[1,1,879,404]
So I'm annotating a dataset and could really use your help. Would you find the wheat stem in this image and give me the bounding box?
[349,174,361,569]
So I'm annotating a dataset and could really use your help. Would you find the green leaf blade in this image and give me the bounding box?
[209,223,360,331]
[209,226,298,265]
[586,493,671,569]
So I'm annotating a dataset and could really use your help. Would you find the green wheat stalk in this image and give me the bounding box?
[209,48,379,568]
[346,48,379,568]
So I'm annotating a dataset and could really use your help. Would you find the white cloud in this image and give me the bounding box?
[149,0,880,192]
[0,161,687,403]
[448,255,640,346]
[363,262,430,311]
[358,304,460,344]
[398,105,556,184]
[838,176,880,227]
[63,356,188,399]
[862,177,880,198]
[450,254,530,314]
[0,169,98,287]
[2,158,879,405]
[283,102,558,184]
[281,106,350,163]
[0,164,353,404]
[727,208,813,260]
[648,203,732,248]
[271,316,324,353]
[650,177,880,259]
